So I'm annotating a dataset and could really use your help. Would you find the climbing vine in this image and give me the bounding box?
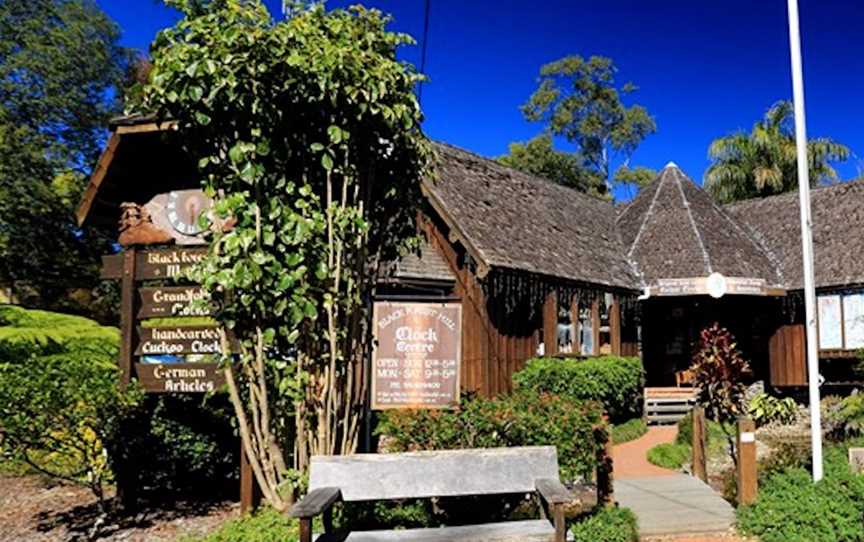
[137,0,431,510]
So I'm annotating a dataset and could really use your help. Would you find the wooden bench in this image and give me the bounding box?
[289,446,594,542]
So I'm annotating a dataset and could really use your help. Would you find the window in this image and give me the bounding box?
[578,304,593,355]
[557,304,575,353]
[597,293,613,355]
[818,291,864,350]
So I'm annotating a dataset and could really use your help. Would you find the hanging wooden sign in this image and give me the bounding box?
[137,286,212,318]
[134,362,226,393]
[135,325,229,356]
[371,301,462,410]
[101,247,208,280]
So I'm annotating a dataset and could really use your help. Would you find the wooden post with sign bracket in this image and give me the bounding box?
[100,189,260,514]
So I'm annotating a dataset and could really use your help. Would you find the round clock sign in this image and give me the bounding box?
[166,190,210,236]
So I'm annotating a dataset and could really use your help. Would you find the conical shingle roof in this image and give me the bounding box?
[616,164,783,288]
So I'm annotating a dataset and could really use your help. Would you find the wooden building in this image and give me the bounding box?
[78,118,640,400]
[81,116,864,394]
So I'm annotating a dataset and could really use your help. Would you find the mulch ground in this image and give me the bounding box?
[0,474,237,542]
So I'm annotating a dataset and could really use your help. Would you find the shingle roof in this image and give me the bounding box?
[617,164,783,288]
[726,179,864,290]
[425,143,639,290]
[383,241,455,283]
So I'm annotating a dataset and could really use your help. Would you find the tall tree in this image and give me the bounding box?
[704,100,850,203]
[140,0,431,509]
[518,55,657,196]
[497,134,607,198]
[0,0,127,310]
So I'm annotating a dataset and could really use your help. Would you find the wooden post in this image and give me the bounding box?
[543,291,558,356]
[595,418,614,504]
[240,442,261,514]
[737,417,758,505]
[610,295,622,355]
[692,406,708,483]
[591,298,601,356]
[118,247,137,388]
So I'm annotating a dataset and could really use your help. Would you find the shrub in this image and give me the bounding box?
[570,506,639,542]
[646,442,690,470]
[737,446,864,542]
[108,394,240,501]
[0,306,239,508]
[182,507,299,542]
[513,356,644,422]
[826,392,864,439]
[611,418,648,444]
[747,392,798,427]
[0,320,141,511]
[376,391,607,482]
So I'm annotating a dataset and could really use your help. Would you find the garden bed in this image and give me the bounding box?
[0,471,235,542]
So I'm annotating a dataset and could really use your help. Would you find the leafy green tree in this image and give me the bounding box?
[139,0,431,510]
[0,0,126,310]
[704,100,850,203]
[497,134,608,198]
[520,55,657,195]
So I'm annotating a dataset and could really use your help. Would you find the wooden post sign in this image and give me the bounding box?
[101,244,227,394]
[137,286,212,318]
[371,301,462,410]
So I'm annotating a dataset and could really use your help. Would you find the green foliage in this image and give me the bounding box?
[570,506,639,542]
[0,0,126,310]
[611,418,647,445]
[747,392,798,427]
[497,134,608,198]
[182,507,299,542]
[705,100,850,203]
[646,442,690,470]
[690,323,751,426]
[0,307,140,510]
[138,0,433,495]
[521,55,656,195]
[0,304,119,360]
[108,394,239,500]
[512,356,644,423]
[737,446,864,542]
[826,392,864,439]
[376,391,607,482]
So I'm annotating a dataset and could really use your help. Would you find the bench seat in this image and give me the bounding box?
[315,519,556,542]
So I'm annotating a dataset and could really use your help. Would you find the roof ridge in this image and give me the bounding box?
[674,170,713,274]
[696,182,786,285]
[626,169,669,262]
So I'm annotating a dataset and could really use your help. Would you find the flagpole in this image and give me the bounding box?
[786,0,823,482]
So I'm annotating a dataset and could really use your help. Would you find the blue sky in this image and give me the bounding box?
[100,1,864,199]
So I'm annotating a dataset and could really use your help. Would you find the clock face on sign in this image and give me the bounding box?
[165,190,211,236]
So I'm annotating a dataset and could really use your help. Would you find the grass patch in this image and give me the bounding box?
[646,442,691,470]
[180,507,299,542]
[611,418,648,444]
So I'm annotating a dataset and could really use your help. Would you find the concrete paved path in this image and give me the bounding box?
[614,475,736,538]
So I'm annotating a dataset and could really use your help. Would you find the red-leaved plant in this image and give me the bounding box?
[690,322,751,464]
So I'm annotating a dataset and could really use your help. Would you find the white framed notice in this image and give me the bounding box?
[818,294,842,349]
[844,293,864,349]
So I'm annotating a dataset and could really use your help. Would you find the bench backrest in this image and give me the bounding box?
[308,446,559,502]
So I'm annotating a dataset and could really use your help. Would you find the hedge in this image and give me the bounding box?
[513,356,644,422]
[376,391,608,483]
